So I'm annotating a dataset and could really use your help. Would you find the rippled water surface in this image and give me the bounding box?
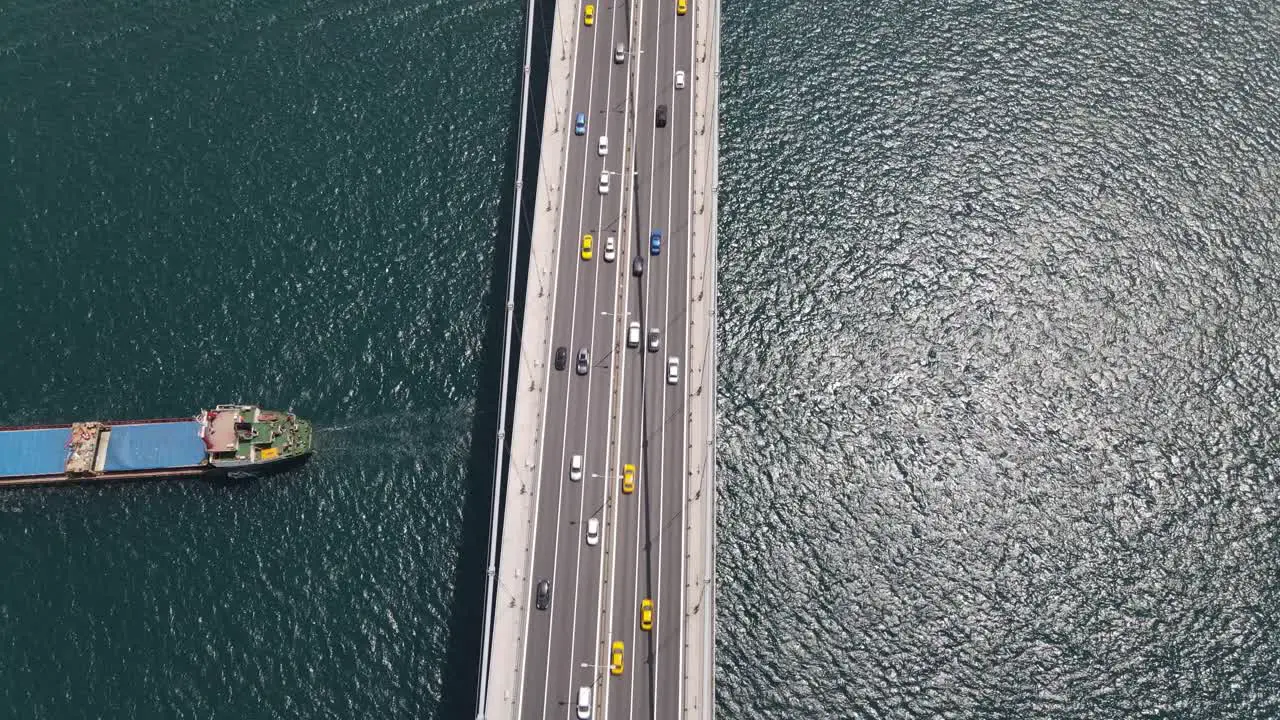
[716,0,1280,717]
[4,0,1280,717]
[1,0,522,717]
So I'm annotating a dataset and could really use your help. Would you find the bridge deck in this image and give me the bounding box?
[480,0,717,716]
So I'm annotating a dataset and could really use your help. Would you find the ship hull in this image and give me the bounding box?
[209,451,313,482]
[0,452,312,489]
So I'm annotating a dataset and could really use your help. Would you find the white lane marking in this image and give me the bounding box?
[650,12,682,720]
[596,0,655,712]
[602,0,664,714]
[593,0,640,718]
[532,6,608,717]
[618,2,671,717]
[514,0,586,715]
[562,1,630,715]
[615,2,664,718]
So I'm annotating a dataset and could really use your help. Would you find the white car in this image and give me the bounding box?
[627,321,641,348]
[675,70,685,89]
[666,356,679,385]
[599,171,610,194]
[598,135,609,156]
[570,454,583,481]
[603,235,616,262]
[586,517,600,546]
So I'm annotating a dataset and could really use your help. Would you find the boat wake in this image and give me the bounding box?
[310,403,475,460]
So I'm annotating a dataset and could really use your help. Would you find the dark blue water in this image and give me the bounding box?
[716,0,1280,717]
[1,0,521,717]
[4,0,1280,717]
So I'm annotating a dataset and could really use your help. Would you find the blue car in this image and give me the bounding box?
[574,112,586,136]
[649,229,662,256]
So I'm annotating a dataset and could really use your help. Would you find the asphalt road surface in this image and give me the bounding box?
[515,0,696,718]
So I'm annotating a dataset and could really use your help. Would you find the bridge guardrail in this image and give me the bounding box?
[475,0,541,713]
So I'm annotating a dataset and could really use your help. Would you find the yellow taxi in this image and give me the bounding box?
[640,598,653,631]
[622,463,635,494]
[676,0,687,15]
[581,233,593,261]
[610,641,625,676]
[584,3,594,25]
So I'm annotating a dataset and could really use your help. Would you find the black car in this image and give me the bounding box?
[632,256,645,277]
[575,347,590,375]
[536,579,551,610]
[554,346,568,371]
[655,104,668,128]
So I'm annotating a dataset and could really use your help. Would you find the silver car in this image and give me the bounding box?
[536,579,551,610]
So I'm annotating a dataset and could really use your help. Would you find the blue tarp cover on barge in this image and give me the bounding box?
[104,421,206,471]
[0,428,71,478]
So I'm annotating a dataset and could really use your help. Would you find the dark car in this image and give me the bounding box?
[554,346,568,371]
[576,347,590,375]
[655,104,667,128]
[632,256,645,277]
[650,229,663,256]
[536,579,551,610]
[647,329,660,353]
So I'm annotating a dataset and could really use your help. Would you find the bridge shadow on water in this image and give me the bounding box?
[436,0,556,716]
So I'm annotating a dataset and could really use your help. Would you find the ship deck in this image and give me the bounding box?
[0,427,71,477]
[0,420,207,479]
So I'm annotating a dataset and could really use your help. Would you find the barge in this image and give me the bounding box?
[0,404,312,487]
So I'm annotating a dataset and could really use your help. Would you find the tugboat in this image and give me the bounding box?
[0,404,312,487]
